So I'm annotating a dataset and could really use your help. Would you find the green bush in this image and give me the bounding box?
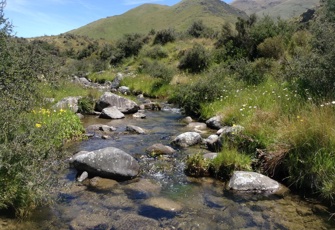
[139,59,174,83]
[231,58,267,85]
[78,96,96,114]
[144,45,168,59]
[178,43,211,73]
[171,66,228,115]
[0,2,84,216]
[257,36,285,59]
[153,28,176,45]
[187,20,213,38]
[115,33,144,58]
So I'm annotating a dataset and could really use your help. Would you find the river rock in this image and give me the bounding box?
[53,96,81,113]
[146,143,176,157]
[140,197,182,219]
[228,171,282,193]
[69,213,110,230]
[217,125,245,136]
[86,124,116,132]
[126,125,147,134]
[77,171,88,182]
[110,72,124,89]
[204,134,222,152]
[124,179,161,199]
[112,214,159,230]
[182,116,193,124]
[88,177,119,191]
[69,147,140,181]
[206,115,223,130]
[141,102,161,111]
[99,106,125,119]
[95,92,139,114]
[171,132,202,148]
[118,86,130,95]
[203,152,218,160]
[186,122,208,133]
[133,112,146,119]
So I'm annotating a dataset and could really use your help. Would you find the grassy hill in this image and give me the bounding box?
[231,0,320,19]
[68,0,247,41]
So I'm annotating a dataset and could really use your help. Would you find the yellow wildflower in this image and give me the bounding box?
[35,123,42,128]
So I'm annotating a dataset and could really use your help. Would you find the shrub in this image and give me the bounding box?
[178,43,211,73]
[231,58,267,85]
[153,28,176,45]
[144,45,168,59]
[78,96,96,114]
[171,66,228,115]
[257,36,285,59]
[187,20,213,38]
[139,59,174,83]
[116,33,145,59]
[0,1,84,216]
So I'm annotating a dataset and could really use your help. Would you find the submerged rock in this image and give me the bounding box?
[140,197,183,219]
[112,214,160,230]
[126,125,147,134]
[228,171,283,193]
[69,147,140,181]
[133,112,146,119]
[146,143,176,157]
[186,122,208,133]
[171,132,202,148]
[124,179,161,199]
[95,92,139,114]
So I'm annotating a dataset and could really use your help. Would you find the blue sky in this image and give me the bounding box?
[4,0,233,38]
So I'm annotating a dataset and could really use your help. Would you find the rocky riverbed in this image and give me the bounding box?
[0,100,334,229]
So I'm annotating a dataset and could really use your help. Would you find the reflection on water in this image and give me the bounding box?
[1,109,334,229]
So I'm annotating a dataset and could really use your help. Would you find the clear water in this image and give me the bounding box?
[0,109,334,230]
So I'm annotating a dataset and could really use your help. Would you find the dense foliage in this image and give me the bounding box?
[0,1,84,216]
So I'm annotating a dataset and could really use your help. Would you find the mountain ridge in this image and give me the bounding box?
[68,0,247,41]
[231,0,320,19]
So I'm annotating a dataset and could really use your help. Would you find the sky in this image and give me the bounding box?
[4,0,233,38]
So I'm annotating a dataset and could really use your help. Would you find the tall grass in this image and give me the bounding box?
[278,106,335,200]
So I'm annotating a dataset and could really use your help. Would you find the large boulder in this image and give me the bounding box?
[69,147,140,181]
[99,106,125,119]
[53,96,81,113]
[171,132,202,148]
[228,171,282,193]
[95,92,139,114]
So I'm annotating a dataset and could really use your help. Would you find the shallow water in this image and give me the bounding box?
[1,108,334,230]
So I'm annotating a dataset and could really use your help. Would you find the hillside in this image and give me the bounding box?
[231,0,320,19]
[68,0,247,41]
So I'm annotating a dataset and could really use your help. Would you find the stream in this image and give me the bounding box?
[0,105,334,229]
